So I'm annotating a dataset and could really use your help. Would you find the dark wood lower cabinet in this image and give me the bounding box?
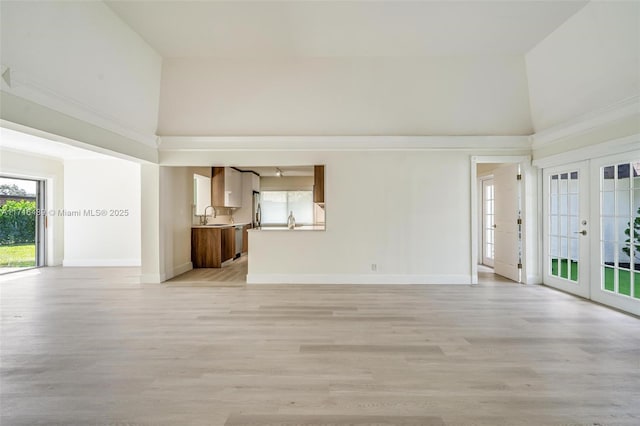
[242,224,251,253]
[191,228,222,268]
[192,225,249,268]
[221,227,235,263]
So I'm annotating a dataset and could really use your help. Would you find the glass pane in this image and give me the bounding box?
[569,216,579,234]
[560,259,568,279]
[602,191,615,216]
[569,175,578,193]
[0,177,37,274]
[550,194,558,215]
[560,215,568,235]
[616,191,630,217]
[550,215,559,235]
[568,194,578,215]
[616,163,630,190]
[602,216,615,241]
[618,269,631,296]
[551,257,559,277]
[559,194,568,214]
[635,273,640,299]
[617,243,631,268]
[570,260,579,282]
[550,175,558,195]
[561,237,568,257]
[603,166,615,190]
[560,174,568,194]
[604,266,615,291]
[618,217,632,244]
[550,237,559,257]
[569,237,579,262]
[602,241,615,266]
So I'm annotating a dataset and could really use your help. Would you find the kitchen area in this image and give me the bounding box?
[187,165,325,280]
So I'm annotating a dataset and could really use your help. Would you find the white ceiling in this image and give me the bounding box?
[0,128,112,160]
[105,1,588,58]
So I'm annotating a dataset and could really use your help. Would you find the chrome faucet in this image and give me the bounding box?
[203,205,216,225]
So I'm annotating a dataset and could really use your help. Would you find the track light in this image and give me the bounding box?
[276,168,283,177]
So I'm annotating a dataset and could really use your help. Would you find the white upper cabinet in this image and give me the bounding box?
[212,167,243,208]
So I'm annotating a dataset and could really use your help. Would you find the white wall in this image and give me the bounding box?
[159,166,193,280]
[0,149,64,266]
[0,1,162,146]
[63,159,141,266]
[246,151,473,283]
[158,56,533,136]
[526,1,640,132]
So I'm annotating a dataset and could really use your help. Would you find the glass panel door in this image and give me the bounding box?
[0,176,41,274]
[590,155,640,316]
[543,161,590,298]
[482,178,495,267]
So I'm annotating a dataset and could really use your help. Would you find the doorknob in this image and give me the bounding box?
[574,230,587,236]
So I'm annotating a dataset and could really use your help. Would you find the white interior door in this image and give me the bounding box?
[543,161,590,298]
[494,164,520,282]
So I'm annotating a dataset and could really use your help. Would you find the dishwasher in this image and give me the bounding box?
[234,225,243,259]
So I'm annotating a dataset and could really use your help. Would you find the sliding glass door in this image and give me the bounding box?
[0,176,44,274]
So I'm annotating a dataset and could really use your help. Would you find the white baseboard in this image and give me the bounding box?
[246,274,472,285]
[62,258,141,267]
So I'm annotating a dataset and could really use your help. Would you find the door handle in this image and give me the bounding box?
[574,230,587,236]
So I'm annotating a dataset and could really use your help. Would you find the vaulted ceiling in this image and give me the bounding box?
[106,1,587,58]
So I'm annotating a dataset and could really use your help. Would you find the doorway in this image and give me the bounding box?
[540,152,640,315]
[472,156,532,285]
[0,176,45,274]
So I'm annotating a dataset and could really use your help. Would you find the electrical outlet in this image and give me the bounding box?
[371,263,377,272]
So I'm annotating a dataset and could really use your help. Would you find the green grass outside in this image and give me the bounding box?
[551,258,578,281]
[604,267,640,299]
[0,244,36,268]
[551,258,640,299]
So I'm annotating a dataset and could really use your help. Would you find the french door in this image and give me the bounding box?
[589,153,640,315]
[543,152,640,316]
[543,161,590,298]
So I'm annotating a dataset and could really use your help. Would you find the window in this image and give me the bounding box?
[261,191,313,225]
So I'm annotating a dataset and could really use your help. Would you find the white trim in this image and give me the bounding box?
[532,133,640,169]
[246,274,471,285]
[159,135,531,152]
[62,259,141,267]
[532,95,640,149]
[1,67,158,147]
[164,261,193,281]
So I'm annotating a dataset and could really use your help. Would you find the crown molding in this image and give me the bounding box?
[0,66,158,148]
[531,95,640,149]
[532,133,640,169]
[158,135,531,152]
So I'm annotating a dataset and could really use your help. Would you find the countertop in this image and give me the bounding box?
[192,222,250,229]
[249,225,325,231]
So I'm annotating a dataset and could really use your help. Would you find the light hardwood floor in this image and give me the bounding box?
[1,267,639,425]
